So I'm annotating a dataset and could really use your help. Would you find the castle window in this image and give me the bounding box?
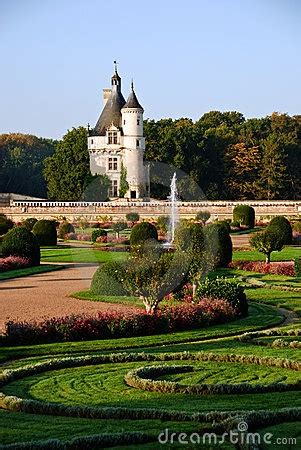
[136,139,140,148]
[124,120,126,125]
[91,139,93,144]
[109,179,118,197]
[108,157,118,171]
[108,131,118,144]
[137,118,140,125]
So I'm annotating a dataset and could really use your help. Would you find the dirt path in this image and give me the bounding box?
[0,264,140,332]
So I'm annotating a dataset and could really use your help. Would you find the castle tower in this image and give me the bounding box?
[121,82,146,199]
[88,66,149,200]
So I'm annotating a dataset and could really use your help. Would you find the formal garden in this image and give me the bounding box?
[0,206,300,448]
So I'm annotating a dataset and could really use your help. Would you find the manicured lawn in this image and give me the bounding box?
[233,246,301,261]
[0,264,63,281]
[71,291,143,307]
[41,247,128,263]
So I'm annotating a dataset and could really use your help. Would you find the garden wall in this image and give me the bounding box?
[1,199,301,222]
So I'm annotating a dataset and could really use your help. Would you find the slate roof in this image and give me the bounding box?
[122,89,143,110]
[91,88,125,136]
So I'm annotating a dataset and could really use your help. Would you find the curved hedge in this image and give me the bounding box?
[32,220,57,246]
[58,221,75,239]
[203,223,232,267]
[268,216,293,245]
[1,227,40,266]
[90,261,128,296]
[125,362,300,395]
[233,205,255,228]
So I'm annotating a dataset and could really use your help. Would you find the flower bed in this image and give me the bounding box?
[229,260,295,276]
[0,256,30,273]
[3,299,236,345]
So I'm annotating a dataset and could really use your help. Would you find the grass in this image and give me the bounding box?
[230,227,262,235]
[71,291,143,307]
[41,247,128,263]
[3,361,300,413]
[233,246,301,261]
[258,422,301,449]
[0,264,63,281]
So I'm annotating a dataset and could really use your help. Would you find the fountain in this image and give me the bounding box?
[167,172,179,243]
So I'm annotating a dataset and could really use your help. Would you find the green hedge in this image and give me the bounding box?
[268,216,293,245]
[58,221,75,239]
[32,220,57,246]
[233,205,255,228]
[1,227,40,266]
[22,218,38,231]
[91,229,107,242]
[90,261,128,295]
[203,223,232,267]
[130,222,158,246]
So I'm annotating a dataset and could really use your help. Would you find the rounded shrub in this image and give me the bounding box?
[32,219,57,246]
[22,217,38,231]
[233,205,255,228]
[126,212,140,225]
[0,214,14,235]
[174,222,204,254]
[2,227,40,266]
[58,221,75,239]
[268,216,292,245]
[91,261,128,296]
[92,229,107,243]
[203,223,233,267]
[130,222,158,246]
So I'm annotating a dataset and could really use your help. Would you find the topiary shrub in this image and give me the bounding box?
[130,222,158,252]
[250,229,283,263]
[195,210,211,224]
[126,212,140,226]
[92,229,107,243]
[0,214,14,235]
[58,221,75,239]
[203,223,232,267]
[90,261,128,296]
[22,217,38,231]
[196,276,248,316]
[1,227,40,266]
[32,220,57,246]
[268,216,292,245]
[233,205,255,228]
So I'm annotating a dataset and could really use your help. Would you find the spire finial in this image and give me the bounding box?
[113,60,118,73]
[131,78,134,91]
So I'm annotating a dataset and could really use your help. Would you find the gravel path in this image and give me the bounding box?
[0,264,140,332]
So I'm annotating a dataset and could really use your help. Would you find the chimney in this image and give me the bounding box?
[103,89,111,106]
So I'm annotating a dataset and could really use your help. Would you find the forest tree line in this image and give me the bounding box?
[1,111,301,201]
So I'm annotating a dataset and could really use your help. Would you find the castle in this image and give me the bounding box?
[88,65,149,200]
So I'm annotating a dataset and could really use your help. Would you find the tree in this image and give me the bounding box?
[43,127,92,200]
[119,163,129,197]
[250,230,283,263]
[0,133,56,197]
[126,212,139,227]
[82,175,110,201]
[123,249,190,313]
[195,210,211,224]
[112,221,127,239]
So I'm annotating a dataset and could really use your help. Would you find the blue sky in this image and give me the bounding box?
[1,0,300,139]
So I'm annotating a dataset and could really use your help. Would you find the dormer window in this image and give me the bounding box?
[108,131,118,144]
